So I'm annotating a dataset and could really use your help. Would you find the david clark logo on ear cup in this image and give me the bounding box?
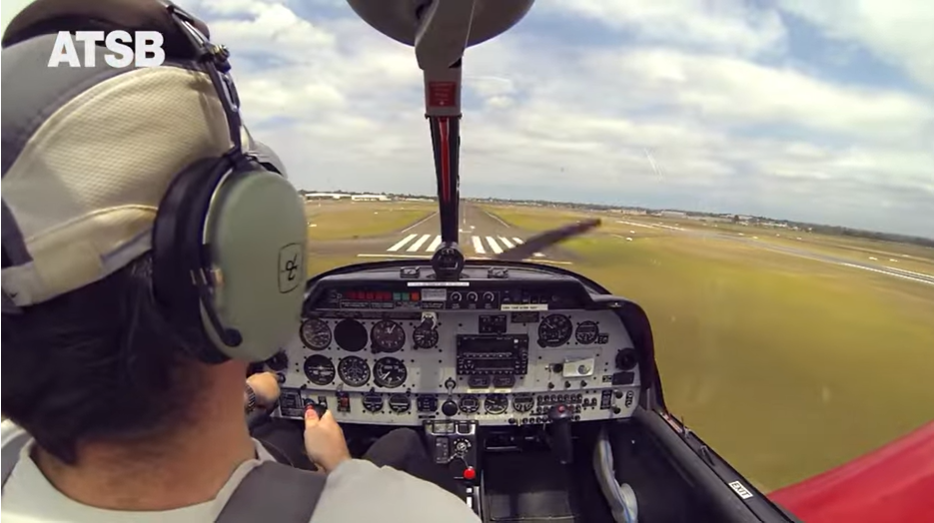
[278,243,303,293]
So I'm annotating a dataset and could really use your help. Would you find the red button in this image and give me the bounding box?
[557,405,566,413]
[463,467,476,480]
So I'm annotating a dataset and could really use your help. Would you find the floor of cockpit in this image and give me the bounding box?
[483,452,585,523]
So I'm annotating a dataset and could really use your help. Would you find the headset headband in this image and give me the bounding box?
[165,3,244,159]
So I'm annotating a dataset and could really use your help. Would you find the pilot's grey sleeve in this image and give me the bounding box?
[310,460,480,523]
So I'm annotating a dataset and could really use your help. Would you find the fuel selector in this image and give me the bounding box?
[452,438,472,458]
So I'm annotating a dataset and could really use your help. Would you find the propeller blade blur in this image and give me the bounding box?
[495,218,601,261]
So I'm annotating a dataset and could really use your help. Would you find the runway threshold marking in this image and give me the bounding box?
[407,234,432,252]
[355,253,573,265]
[388,234,418,252]
[472,236,486,254]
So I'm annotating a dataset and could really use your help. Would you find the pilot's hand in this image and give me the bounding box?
[246,372,280,407]
[304,407,352,473]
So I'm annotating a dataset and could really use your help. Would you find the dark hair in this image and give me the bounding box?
[1,254,205,464]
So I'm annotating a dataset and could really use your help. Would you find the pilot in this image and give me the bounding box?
[0,1,477,522]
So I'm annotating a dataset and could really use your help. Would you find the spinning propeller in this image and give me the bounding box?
[346,0,601,276]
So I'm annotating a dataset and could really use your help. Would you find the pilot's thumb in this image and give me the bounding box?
[304,406,320,427]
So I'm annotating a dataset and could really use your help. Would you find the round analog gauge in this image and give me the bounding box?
[334,319,368,352]
[303,355,335,386]
[575,320,599,345]
[300,319,331,350]
[484,394,509,415]
[538,314,573,347]
[337,356,370,387]
[373,357,408,389]
[413,324,439,349]
[371,320,406,353]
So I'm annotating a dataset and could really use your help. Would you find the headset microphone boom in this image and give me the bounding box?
[345,0,599,278]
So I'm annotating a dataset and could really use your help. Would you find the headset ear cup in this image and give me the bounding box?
[202,169,307,362]
[152,157,232,363]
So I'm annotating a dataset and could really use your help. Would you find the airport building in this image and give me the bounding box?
[303,192,391,202]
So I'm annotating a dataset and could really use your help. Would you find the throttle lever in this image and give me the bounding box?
[305,400,328,419]
[547,403,574,465]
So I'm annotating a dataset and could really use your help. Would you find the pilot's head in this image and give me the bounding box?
[1,0,302,465]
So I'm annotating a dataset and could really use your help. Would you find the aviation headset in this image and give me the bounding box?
[2,0,308,365]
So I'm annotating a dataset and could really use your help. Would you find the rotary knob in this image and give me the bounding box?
[441,399,458,417]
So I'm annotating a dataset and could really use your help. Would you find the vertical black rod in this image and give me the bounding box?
[428,115,461,245]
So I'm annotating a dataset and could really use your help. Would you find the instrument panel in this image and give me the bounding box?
[267,268,642,427]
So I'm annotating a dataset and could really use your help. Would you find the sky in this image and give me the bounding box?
[2,1,933,238]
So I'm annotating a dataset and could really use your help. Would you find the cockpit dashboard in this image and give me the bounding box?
[264,262,647,428]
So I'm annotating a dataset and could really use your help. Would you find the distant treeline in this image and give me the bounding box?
[299,190,933,247]
[786,224,934,248]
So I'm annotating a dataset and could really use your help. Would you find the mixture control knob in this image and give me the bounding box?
[463,467,477,481]
[441,399,458,416]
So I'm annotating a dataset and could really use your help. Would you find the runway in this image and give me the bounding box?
[310,202,574,264]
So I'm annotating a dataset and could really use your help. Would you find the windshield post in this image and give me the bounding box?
[424,61,463,247]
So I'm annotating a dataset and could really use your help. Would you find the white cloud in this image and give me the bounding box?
[587,48,934,147]
[538,0,788,57]
[779,0,934,90]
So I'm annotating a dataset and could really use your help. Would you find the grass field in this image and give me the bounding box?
[304,200,435,240]
[305,201,934,492]
[487,205,934,491]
